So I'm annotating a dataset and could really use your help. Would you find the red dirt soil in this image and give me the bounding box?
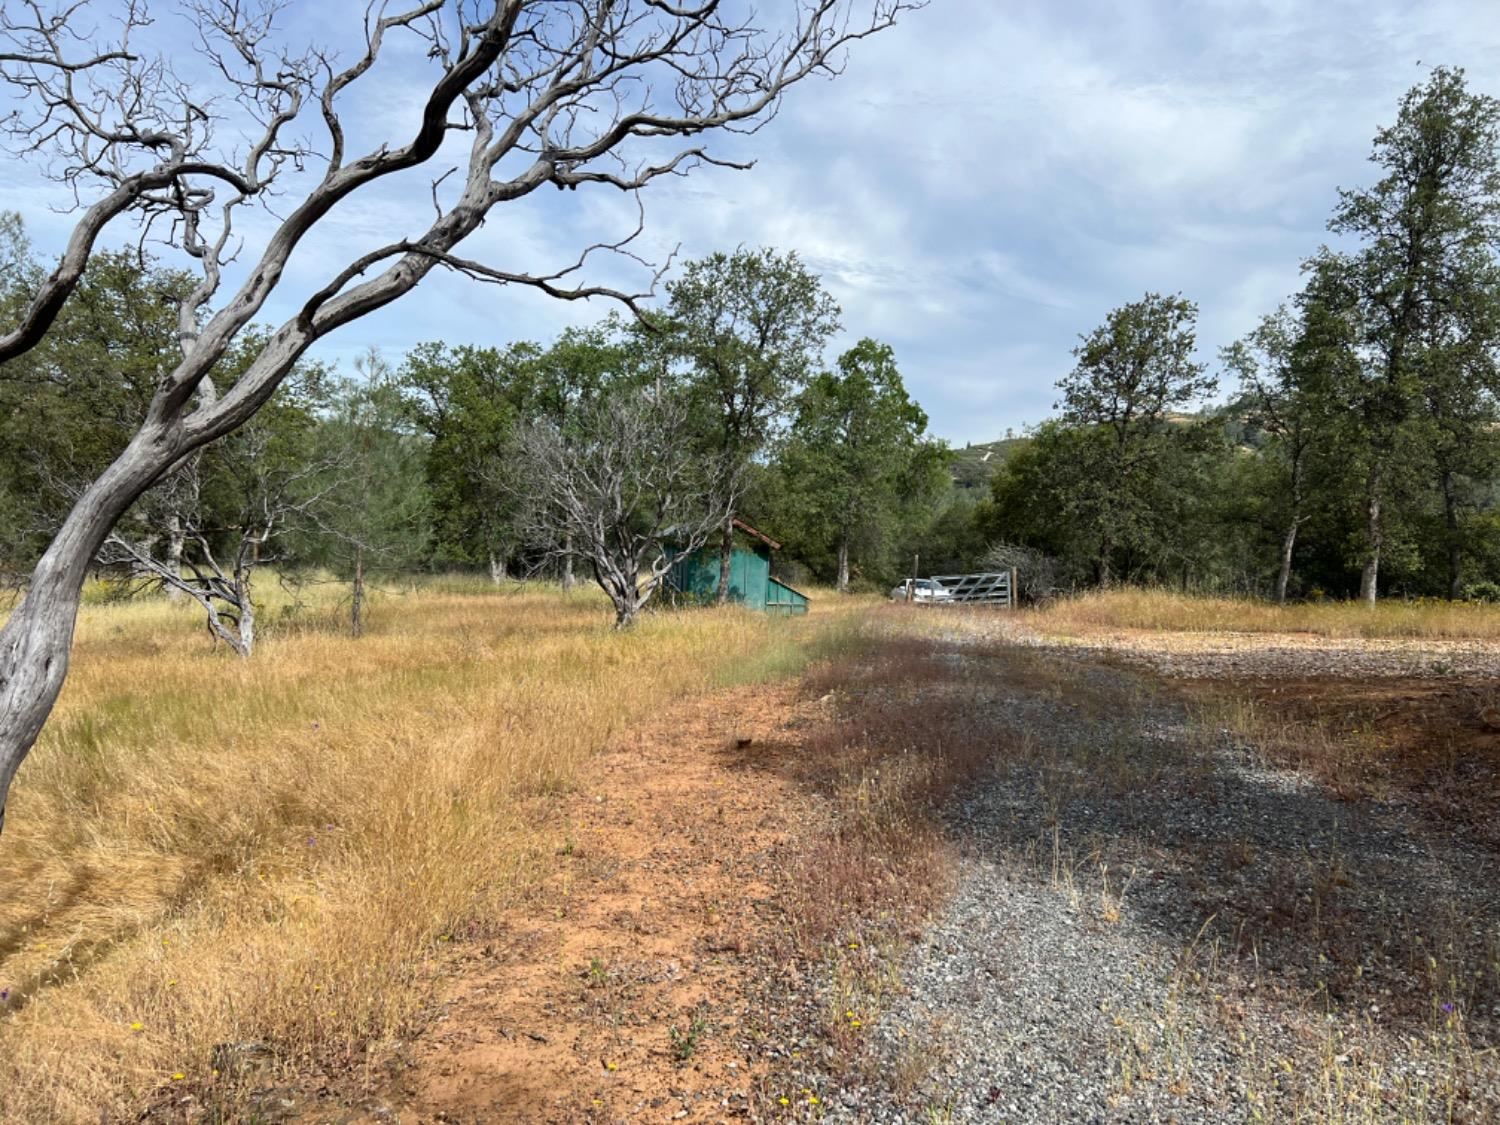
[354,682,831,1124]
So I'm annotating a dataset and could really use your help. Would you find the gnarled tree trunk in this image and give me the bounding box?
[0,429,168,832]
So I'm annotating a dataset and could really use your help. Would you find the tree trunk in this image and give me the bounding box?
[562,533,575,593]
[716,512,733,606]
[488,550,506,585]
[164,514,185,603]
[351,547,365,638]
[836,530,850,594]
[610,567,641,629]
[0,431,168,832]
[237,583,256,657]
[1096,534,1113,589]
[1441,467,1462,601]
[1274,453,1306,607]
[1359,461,1384,607]
[0,574,84,837]
[1274,517,1299,606]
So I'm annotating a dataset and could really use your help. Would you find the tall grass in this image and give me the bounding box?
[1023,588,1500,639]
[0,581,858,1122]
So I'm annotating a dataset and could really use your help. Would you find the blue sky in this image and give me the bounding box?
[3,1,1500,444]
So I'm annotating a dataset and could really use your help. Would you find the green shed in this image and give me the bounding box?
[667,518,811,615]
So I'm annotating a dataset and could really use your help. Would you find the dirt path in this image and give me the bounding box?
[353,681,830,1124]
[285,617,1500,1123]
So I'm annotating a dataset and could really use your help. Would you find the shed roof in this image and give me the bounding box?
[732,517,781,551]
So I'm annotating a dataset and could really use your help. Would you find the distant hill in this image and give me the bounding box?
[946,409,1247,495]
[950,435,1028,493]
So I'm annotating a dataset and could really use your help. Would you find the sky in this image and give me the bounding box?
[4,0,1500,444]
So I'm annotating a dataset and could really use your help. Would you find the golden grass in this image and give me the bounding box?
[1022,587,1500,639]
[0,580,864,1122]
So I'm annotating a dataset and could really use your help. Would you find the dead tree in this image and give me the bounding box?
[100,430,346,656]
[0,0,917,830]
[515,387,735,627]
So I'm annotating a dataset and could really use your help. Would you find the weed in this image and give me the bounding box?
[586,956,609,989]
[668,1014,709,1062]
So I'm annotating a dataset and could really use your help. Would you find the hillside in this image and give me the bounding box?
[950,434,1029,493]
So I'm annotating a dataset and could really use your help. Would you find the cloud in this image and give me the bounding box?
[3,1,1500,444]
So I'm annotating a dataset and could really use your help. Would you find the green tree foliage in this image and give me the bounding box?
[397,340,543,579]
[1325,66,1500,602]
[0,229,194,571]
[665,248,840,601]
[1223,303,1343,602]
[770,339,946,591]
[307,349,431,634]
[1048,292,1218,586]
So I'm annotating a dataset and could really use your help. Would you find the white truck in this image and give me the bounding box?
[889,577,953,603]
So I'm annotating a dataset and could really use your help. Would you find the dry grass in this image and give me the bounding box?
[754,630,1030,1102]
[784,636,1007,959]
[1022,588,1500,639]
[0,579,861,1123]
[1190,677,1500,849]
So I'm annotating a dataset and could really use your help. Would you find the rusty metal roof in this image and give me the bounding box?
[732,517,781,551]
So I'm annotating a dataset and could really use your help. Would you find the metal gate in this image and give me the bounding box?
[931,570,1017,607]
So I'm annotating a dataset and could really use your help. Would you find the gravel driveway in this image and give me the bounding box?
[813,639,1500,1124]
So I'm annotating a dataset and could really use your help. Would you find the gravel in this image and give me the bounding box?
[802,645,1500,1124]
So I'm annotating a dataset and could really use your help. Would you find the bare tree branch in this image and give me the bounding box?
[511,384,738,626]
[0,0,921,832]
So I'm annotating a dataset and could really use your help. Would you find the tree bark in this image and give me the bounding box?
[836,530,850,594]
[1441,466,1462,601]
[1274,454,1305,606]
[562,533,575,593]
[1096,534,1113,589]
[614,596,638,629]
[716,513,733,605]
[164,514,185,603]
[488,551,506,585]
[1274,518,1299,606]
[237,579,256,657]
[1359,461,1384,606]
[0,429,168,831]
[351,547,365,638]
